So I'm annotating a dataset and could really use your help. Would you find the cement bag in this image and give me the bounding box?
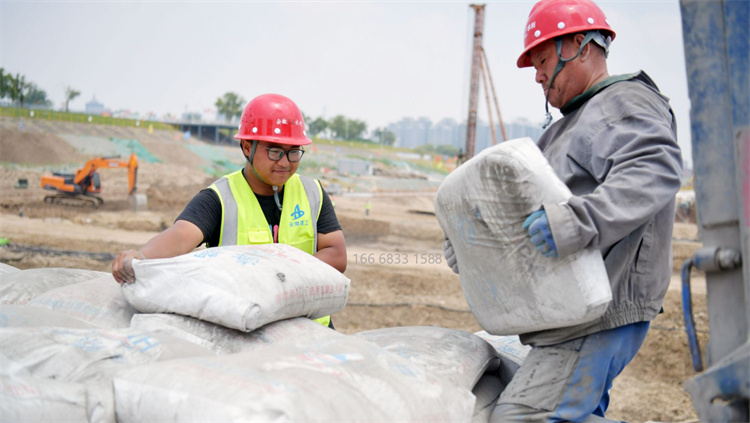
[1,375,89,422]
[131,314,339,354]
[0,327,213,423]
[472,373,505,423]
[0,327,213,382]
[114,335,476,422]
[353,326,500,389]
[0,304,93,329]
[26,274,137,328]
[435,138,611,335]
[123,244,350,332]
[0,262,20,276]
[0,267,108,305]
[474,331,531,385]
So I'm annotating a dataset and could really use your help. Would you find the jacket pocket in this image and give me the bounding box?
[634,220,654,274]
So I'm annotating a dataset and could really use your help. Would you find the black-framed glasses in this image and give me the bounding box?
[265,146,305,162]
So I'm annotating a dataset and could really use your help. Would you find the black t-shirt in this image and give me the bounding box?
[177,175,342,248]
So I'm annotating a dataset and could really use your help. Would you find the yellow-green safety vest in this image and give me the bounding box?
[209,171,330,327]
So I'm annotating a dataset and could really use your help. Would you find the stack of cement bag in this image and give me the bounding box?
[1,243,529,422]
[435,138,612,336]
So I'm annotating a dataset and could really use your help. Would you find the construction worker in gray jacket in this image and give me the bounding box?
[445,0,682,421]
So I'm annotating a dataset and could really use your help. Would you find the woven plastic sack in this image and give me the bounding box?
[0,262,20,276]
[130,314,339,354]
[435,138,611,335]
[0,326,212,423]
[0,267,108,305]
[26,274,137,328]
[123,244,350,332]
[1,376,90,422]
[353,326,499,389]
[0,304,93,329]
[114,335,476,421]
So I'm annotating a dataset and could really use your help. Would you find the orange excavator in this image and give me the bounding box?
[41,154,138,207]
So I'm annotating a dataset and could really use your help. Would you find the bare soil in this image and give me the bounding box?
[0,121,707,422]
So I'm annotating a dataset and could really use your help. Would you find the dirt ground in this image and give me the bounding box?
[0,122,708,422]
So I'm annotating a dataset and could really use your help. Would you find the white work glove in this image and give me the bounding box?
[442,239,459,274]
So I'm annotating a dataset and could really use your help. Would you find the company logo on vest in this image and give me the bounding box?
[290,204,305,220]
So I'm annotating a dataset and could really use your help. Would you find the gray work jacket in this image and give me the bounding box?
[520,71,683,346]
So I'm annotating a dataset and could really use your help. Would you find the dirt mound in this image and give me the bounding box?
[0,128,86,164]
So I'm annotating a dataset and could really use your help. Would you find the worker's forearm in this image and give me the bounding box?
[138,221,204,259]
[314,245,347,273]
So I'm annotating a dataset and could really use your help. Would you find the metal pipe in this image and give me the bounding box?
[681,257,703,372]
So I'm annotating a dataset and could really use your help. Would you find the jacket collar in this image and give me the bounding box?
[560,71,645,115]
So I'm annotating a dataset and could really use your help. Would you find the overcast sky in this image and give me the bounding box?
[2,1,692,165]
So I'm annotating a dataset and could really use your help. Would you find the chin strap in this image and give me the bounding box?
[541,31,598,129]
[243,140,283,212]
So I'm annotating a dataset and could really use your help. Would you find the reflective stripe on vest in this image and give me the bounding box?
[209,171,329,327]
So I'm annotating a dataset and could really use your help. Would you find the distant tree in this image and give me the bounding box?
[1,71,51,108]
[436,144,460,157]
[215,92,245,122]
[0,68,9,99]
[26,83,52,107]
[308,117,328,138]
[415,143,436,155]
[328,115,368,140]
[13,74,27,107]
[347,119,367,140]
[64,86,80,112]
[372,127,396,146]
[328,115,348,139]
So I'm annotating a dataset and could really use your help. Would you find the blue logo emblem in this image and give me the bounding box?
[291,204,305,220]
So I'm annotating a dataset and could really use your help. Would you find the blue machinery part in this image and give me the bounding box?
[680,0,749,421]
[682,247,743,373]
[681,258,702,373]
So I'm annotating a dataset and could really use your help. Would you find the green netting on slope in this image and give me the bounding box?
[60,135,121,157]
[110,138,161,163]
[184,144,242,177]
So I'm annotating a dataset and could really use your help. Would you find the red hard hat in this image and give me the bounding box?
[235,93,312,146]
[517,0,615,68]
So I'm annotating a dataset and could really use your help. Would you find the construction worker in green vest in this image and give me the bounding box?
[112,93,347,329]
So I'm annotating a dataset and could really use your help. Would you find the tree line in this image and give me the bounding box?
[215,91,397,146]
[1,68,81,112]
[0,79,399,146]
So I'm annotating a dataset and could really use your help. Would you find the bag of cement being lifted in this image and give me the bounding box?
[0,267,108,305]
[435,138,611,335]
[123,244,350,332]
[130,314,340,355]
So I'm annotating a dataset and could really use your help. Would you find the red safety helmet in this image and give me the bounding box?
[235,93,312,146]
[517,0,615,68]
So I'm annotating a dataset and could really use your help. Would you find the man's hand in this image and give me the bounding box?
[523,210,558,258]
[442,239,459,274]
[112,249,146,285]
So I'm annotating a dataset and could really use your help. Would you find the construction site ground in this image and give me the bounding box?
[0,118,706,422]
